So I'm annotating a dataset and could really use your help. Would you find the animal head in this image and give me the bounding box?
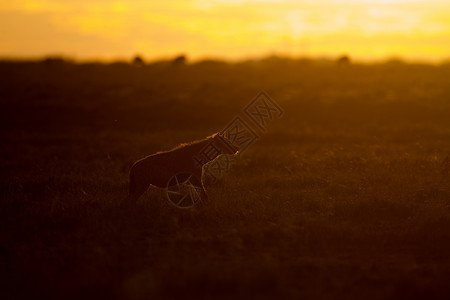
[213,133,239,155]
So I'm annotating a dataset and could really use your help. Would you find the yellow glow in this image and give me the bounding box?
[0,0,449,61]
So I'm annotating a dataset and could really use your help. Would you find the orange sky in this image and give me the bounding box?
[1,0,449,62]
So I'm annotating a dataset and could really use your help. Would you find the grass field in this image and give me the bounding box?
[1,58,450,299]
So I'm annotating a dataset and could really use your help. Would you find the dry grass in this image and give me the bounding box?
[1,58,450,299]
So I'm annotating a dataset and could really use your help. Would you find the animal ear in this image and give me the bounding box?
[216,134,232,146]
[216,133,227,142]
[213,132,226,139]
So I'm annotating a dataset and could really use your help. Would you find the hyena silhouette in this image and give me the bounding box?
[127,133,239,204]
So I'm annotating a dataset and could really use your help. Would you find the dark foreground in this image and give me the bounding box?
[1,58,450,299]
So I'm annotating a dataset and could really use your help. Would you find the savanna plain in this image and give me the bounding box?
[1,57,450,299]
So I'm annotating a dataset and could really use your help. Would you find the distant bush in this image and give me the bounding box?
[132,55,145,66]
[42,56,73,66]
[173,55,187,65]
[337,55,351,65]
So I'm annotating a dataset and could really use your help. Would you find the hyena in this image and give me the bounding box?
[127,133,238,204]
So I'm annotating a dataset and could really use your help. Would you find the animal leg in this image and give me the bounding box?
[190,174,208,203]
[127,172,149,204]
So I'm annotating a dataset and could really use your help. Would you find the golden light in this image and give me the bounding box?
[0,0,449,62]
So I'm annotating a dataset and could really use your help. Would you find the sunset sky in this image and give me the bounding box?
[1,0,449,62]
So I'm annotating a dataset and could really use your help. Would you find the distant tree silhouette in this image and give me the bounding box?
[385,58,405,66]
[173,55,187,66]
[132,55,145,66]
[337,55,351,65]
[42,56,69,66]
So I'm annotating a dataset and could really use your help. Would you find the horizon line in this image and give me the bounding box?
[1,52,449,65]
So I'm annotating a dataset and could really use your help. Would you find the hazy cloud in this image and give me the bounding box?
[1,0,449,61]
